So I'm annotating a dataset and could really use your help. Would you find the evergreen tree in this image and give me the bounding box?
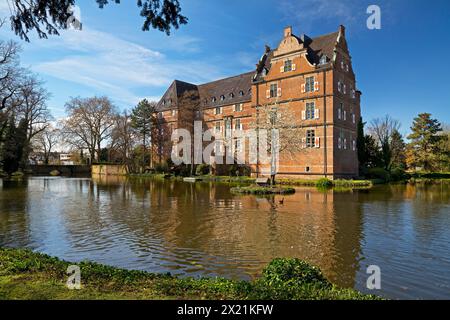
[390,129,406,170]
[407,113,442,171]
[356,118,366,174]
[357,118,382,173]
[131,99,156,169]
[2,117,28,174]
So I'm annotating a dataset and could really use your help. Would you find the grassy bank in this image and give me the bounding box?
[0,248,379,300]
[277,178,373,188]
[230,186,296,195]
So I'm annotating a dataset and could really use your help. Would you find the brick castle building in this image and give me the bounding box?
[156,25,361,179]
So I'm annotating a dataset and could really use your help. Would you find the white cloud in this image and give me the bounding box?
[279,0,362,31]
[32,27,222,107]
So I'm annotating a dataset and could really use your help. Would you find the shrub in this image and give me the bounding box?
[390,168,406,181]
[316,178,332,188]
[251,258,332,300]
[261,258,330,288]
[195,164,210,176]
[154,162,169,173]
[366,167,390,182]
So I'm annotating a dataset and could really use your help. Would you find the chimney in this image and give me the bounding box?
[339,25,346,37]
[284,26,292,38]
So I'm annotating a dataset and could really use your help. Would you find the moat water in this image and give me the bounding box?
[1,176,449,299]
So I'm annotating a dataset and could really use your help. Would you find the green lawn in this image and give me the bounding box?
[0,248,380,300]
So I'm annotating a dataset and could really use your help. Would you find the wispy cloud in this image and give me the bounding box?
[278,0,363,32]
[32,28,222,106]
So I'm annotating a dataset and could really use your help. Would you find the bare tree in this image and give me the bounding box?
[177,89,200,175]
[15,75,52,142]
[32,125,60,164]
[62,96,117,162]
[110,111,137,173]
[368,115,401,170]
[252,101,306,184]
[0,42,22,108]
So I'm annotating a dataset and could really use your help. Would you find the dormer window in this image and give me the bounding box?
[220,95,225,101]
[212,97,216,103]
[319,55,327,65]
[239,90,244,96]
[229,93,234,98]
[162,100,166,105]
[284,59,293,72]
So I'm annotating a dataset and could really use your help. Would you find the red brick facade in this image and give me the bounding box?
[156,26,361,179]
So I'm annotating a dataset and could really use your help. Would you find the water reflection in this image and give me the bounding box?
[0,176,449,299]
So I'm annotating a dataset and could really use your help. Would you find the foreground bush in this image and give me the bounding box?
[0,248,380,300]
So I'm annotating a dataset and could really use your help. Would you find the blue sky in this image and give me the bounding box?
[0,0,449,134]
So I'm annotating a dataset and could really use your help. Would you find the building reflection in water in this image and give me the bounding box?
[2,176,449,298]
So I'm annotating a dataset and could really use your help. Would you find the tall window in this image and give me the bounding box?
[225,118,232,137]
[235,103,242,112]
[215,106,221,115]
[284,59,292,72]
[235,118,241,130]
[306,102,315,120]
[215,121,221,132]
[305,77,314,92]
[306,130,315,148]
[270,83,278,98]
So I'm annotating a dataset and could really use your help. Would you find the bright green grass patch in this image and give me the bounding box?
[0,248,380,300]
[230,186,296,195]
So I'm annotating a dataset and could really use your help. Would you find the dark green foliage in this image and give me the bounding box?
[390,167,406,181]
[390,129,406,170]
[315,178,332,188]
[8,0,187,42]
[154,161,169,173]
[195,163,210,176]
[407,113,443,171]
[260,258,330,288]
[357,119,383,174]
[131,99,156,170]
[366,167,390,182]
[230,186,295,195]
[1,117,28,174]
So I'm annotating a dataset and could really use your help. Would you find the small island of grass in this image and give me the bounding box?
[230,185,296,195]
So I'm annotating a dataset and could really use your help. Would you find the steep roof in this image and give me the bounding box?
[308,31,339,64]
[198,72,253,108]
[156,27,342,111]
[157,80,198,111]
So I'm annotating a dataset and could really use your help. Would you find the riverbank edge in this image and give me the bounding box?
[128,174,374,188]
[0,248,380,300]
[127,172,450,188]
